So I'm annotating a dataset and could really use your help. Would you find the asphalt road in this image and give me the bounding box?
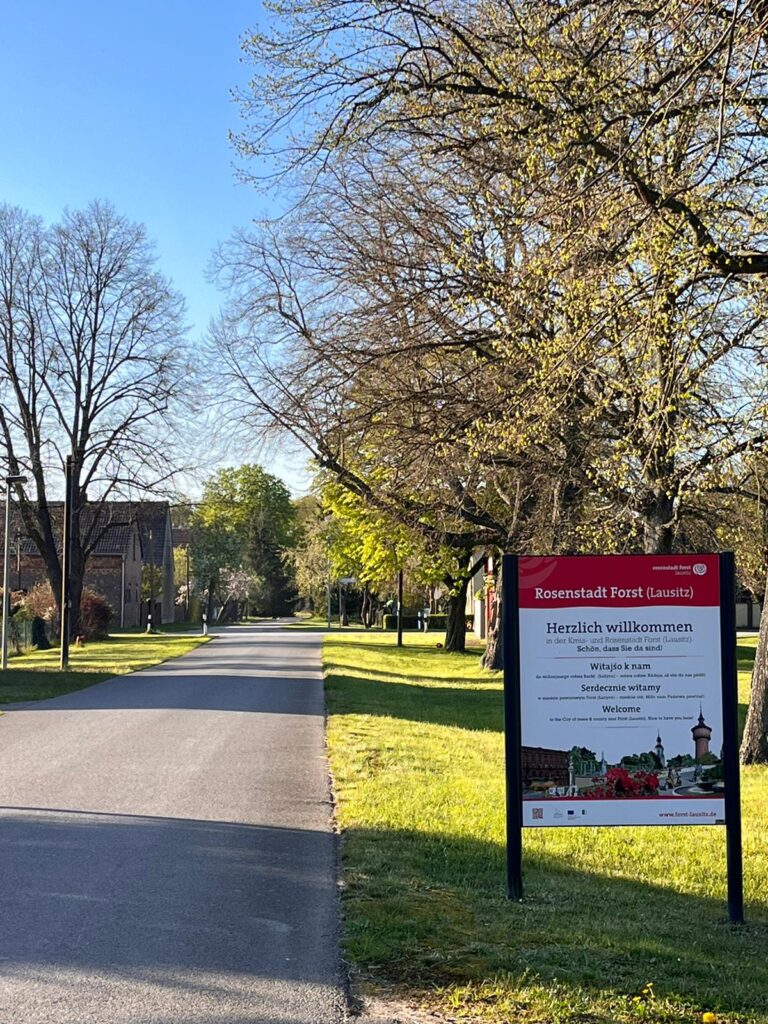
[0,622,346,1024]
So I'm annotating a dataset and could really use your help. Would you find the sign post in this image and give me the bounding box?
[502,557,523,899]
[502,552,743,922]
[718,552,744,923]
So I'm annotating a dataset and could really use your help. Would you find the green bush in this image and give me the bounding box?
[24,581,57,623]
[79,589,114,640]
[382,613,448,630]
[31,616,51,650]
[383,614,417,630]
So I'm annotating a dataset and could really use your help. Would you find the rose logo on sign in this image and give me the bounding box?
[693,563,708,575]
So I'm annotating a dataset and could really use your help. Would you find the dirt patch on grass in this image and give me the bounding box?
[354,994,459,1024]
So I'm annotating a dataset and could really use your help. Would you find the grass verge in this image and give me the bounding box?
[0,631,211,705]
[324,632,768,1024]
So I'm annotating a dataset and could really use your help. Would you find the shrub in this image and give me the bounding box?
[383,614,418,630]
[79,589,114,640]
[8,612,27,654]
[382,613,448,630]
[24,581,58,624]
[10,599,33,622]
[31,616,51,650]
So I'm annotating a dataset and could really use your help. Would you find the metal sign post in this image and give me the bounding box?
[502,554,523,900]
[718,552,744,923]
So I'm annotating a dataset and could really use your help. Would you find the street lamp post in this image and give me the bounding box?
[397,567,404,648]
[146,527,155,634]
[2,474,28,671]
[59,455,74,670]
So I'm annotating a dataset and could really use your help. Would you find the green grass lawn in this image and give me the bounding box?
[0,631,211,705]
[324,632,768,1024]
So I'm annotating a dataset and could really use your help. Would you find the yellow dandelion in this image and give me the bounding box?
[702,1014,717,1023]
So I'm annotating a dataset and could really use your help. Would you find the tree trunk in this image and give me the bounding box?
[70,577,84,639]
[340,584,349,626]
[444,575,470,652]
[741,567,768,763]
[361,585,372,628]
[643,491,675,554]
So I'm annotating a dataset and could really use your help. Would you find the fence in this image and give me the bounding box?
[9,618,33,653]
[8,616,54,654]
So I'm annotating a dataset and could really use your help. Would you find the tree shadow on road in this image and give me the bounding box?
[0,806,342,998]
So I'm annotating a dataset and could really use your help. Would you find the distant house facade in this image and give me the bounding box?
[0,503,143,627]
[0,499,176,627]
[171,524,192,622]
[111,502,176,624]
[736,587,761,630]
[466,551,496,639]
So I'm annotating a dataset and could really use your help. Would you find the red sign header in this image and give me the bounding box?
[518,554,720,608]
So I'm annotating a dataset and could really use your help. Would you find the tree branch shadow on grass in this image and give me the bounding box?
[327,671,752,742]
[284,623,375,634]
[340,825,768,1020]
[326,672,504,732]
[323,638,481,653]
[324,662,490,686]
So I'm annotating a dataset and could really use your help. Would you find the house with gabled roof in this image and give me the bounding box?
[0,499,176,627]
[107,502,175,623]
[0,503,143,627]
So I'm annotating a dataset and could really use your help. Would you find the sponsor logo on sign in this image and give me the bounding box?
[532,807,543,820]
[693,563,707,575]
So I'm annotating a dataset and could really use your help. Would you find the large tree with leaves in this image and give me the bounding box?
[194,465,299,617]
[224,0,768,750]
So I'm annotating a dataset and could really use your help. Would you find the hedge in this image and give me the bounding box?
[382,613,448,631]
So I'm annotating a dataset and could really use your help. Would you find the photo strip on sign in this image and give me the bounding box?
[517,555,725,828]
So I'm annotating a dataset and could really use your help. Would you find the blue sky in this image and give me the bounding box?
[0,1,312,492]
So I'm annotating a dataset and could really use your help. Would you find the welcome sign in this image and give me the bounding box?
[516,554,725,827]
